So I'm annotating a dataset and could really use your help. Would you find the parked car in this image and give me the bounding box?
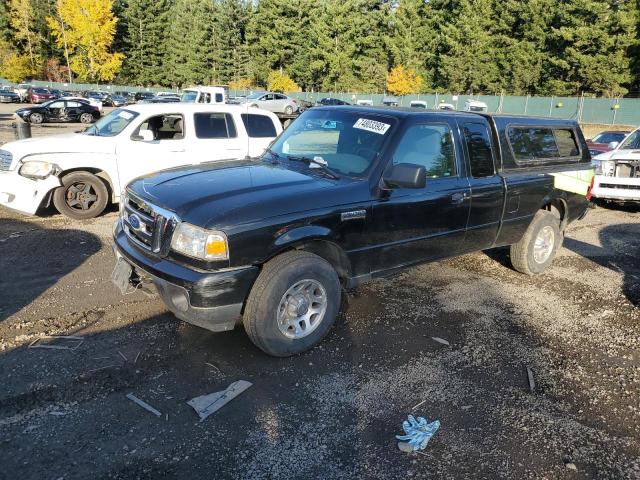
[114,91,135,104]
[144,94,181,103]
[0,87,21,103]
[26,87,56,104]
[585,130,630,156]
[591,127,640,203]
[104,94,128,107]
[49,89,62,99]
[382,95,399,107]
[356,99,373,106]
[317,98,350,106]
[134,91,155,102]
[14,99,100,125]
[60,96,103,113]
[464,100,488,112]
[110,106,592,356]
[15,83,33,102]
[242,92,299,114]
[437,102,456,111]
[0,104,282,219]
[409,100,427,109]
[181,87,226,104]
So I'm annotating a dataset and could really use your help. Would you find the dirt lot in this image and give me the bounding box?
[0,102,639,479]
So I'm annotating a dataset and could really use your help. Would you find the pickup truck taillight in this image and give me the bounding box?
[586,176,595,200]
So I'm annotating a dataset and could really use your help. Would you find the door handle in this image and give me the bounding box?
[451,192,469,204]
[169,148,185,153]
[226,148,243,151]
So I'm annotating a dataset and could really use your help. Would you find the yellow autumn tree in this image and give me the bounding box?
[9,0,41,71]
[386,65,424,96]
[229,78,253,91]
[267,71,299,93]
[0,40,34,82]
[47,0,124,82]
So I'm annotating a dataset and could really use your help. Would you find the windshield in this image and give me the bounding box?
[83,108,138,137]
[266,110,394,177]
[33,88,49,94]
[619,130,640,150]
[592,132,627,144]
[181,91,198,102]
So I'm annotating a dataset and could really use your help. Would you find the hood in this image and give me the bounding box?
[127,160,367,230]
[593,149,640,161]
[1,132,115,168]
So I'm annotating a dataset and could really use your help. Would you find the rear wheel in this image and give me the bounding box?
[79,112,93,124]
[510,210,562,275]
[29,112,43,124]
[243,250,341,356]
[52,171,109,220]
[284,105,293,115]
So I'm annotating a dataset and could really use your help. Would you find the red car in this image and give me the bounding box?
[26,87,56,104]
[586,130,631,156]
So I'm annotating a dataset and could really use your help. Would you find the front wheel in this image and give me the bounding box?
[29,112,43,124]
[79,112,93,124]
[243,250,341,356]
[52,171,109,220]
[510,210,562,275]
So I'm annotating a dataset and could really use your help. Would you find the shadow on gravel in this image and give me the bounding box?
[564,222,640,306]
[0,216,101,322]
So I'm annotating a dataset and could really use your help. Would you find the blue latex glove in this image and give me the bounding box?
[395,415,440,451]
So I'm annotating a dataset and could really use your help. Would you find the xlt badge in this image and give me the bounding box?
[341,210,366,221]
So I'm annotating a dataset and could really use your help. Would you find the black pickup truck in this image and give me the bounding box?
[112,106,592,356]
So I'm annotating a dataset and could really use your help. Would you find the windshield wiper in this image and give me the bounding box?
[286,155,340,179]
[264,148,281,163]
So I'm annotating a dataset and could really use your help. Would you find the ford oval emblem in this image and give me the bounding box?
[128,214,141,230]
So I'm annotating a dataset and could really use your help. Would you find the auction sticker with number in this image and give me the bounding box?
[353,118,391,135]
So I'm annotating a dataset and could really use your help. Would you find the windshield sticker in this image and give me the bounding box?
[353,118,390,135]
[118,111,133,120]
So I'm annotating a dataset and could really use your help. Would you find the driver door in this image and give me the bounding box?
[45,100,65,122]
[116,113,188,187]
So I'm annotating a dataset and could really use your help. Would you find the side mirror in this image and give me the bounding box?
[383,163,426,189]
[133,129,154,142]
[608,141,619,150]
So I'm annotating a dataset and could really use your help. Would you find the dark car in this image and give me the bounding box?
[26,87,55,104]
[317,97,350,106]
[586,130,630,156]
[49,89,62,99]
[85,90,110,102]
[134,91,155,102]
[143,94,181,104]
[0,88,20,103]
[114,91,135,104]
[15,99,100,124]
[112,106,592,357]
[103,94,128,107]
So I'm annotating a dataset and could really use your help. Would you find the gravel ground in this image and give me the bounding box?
[0,203,638,480]
[0,102,639,479]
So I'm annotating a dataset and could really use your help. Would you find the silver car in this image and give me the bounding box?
[244,92,299,114]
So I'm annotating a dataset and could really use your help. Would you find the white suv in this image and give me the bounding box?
[591,127,640,203]
[0,104,282,219]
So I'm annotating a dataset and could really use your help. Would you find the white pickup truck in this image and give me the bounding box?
[591,127,640,203]
[0,103,282,219]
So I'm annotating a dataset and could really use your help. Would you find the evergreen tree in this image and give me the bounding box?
[215,0,250,84]
[0,0,13,42]
[546,0,637,96]
[121,0,173,85]
[165,0,217,86]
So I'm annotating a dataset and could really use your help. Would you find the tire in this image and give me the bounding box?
[52,171,109,220]
[29,112,43,124]
[79,112,93,124]
[284,105,293,115]
[510,210,562,275]
[243,250,341,357]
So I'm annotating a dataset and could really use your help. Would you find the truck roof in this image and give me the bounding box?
[314,105,580,126]
[119,103,272,115]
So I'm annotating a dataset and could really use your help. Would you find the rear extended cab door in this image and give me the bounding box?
[456,117,505,252]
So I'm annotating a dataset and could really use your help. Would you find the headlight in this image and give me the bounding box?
[18,160,59,180]
[171,223,229,261]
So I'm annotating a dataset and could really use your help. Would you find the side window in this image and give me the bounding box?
[48,101,65,109]
[463,122,495,177]
[194,112,237,139]
[215,93,223,103]
[136,114,184,140]
[393,123,456,178]
[263,94,274,101]
[66,101,82,108]
[554,129,580,157]
[241,113,277,138]
[508,127,559,162]
[275,94,286,100]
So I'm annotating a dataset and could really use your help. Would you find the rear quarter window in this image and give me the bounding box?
[241,114,277,138]
[194,112,237,139]
[507,126,580,164]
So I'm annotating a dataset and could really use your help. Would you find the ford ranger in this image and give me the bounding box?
[112,106,592,356]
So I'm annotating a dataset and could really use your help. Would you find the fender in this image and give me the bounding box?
[273,225,332,247]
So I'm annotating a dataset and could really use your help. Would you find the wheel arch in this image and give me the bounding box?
[58,167,116,202]
[539,194,568,230]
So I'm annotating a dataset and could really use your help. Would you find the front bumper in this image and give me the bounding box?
[0,171,61,215]
[113,222,259,332]
[591,175,640,202]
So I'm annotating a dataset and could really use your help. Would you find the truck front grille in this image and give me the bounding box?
[0,150,12,171]
[600,183,640,191]
[121,193,178,256]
